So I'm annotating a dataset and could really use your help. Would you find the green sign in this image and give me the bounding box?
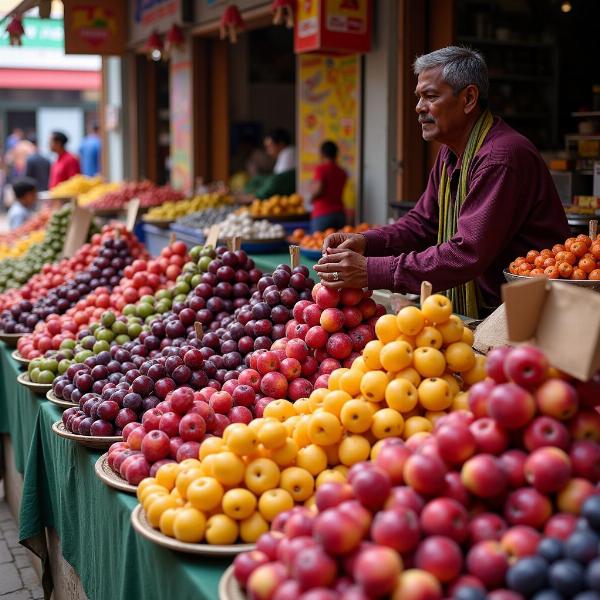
[0,17,64,49]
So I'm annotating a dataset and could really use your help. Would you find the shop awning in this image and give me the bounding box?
[0,67,100,90]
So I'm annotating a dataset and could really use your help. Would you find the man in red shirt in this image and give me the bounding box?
[310,140,348,232]
[49,130,80,189]
[314,46,569,317]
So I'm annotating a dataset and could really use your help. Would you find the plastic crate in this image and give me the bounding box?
[281,220,310,235]
[142,224,171,257]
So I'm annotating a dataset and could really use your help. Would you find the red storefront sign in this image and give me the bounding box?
[294,0,372,54]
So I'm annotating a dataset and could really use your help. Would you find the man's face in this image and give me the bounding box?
[415,67,469,144]
[264,137,280,158]
[49,137,58,154]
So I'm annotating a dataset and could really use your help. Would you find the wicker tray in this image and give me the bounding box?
[51,420,121,450]
[0,332,23,348]
[131,505,255,556]
[95,453,137,494]
[17,372,52,396]
[46,389,78,409]
[11,350,30,366]
[219,566,245,600]
[503,269,600,292]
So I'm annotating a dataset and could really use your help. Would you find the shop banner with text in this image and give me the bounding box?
[129,0,194,44]
[297,53,360,213]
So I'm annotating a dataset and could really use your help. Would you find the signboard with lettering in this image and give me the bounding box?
[295,0,371,54]
[63,0,126,55]
[129,0,194,44]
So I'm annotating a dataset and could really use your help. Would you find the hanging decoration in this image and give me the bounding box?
[38,0,51,19]
[220,4,244,43]
[272,0,294,28]
[145,30,163,61]
[6,15,24,46]
[165,23,184,56]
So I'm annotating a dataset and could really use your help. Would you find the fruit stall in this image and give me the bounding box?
[0,182,599,600]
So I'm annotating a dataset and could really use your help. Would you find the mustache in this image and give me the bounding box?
[418,116,436,124]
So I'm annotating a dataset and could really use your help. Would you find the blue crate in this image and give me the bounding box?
[142,224,171,257]
[281,220,310,235]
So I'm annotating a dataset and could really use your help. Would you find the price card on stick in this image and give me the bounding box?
[227,236,242,251]
[206,225,220,248]
[289,245,300,268]
[125,198,141,232]
[194,322,203,338]
[62,204,93,258]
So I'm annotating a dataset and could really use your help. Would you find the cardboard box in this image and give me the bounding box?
[501,277,600,381]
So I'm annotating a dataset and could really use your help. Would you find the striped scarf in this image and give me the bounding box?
[437,109,494,319]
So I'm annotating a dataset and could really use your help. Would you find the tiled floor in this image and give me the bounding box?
[0,487,43,600]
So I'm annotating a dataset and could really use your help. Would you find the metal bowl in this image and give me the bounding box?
[503,269,600,292]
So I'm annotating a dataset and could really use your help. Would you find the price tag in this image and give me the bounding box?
[125,197,141,232]
[62,204,93,258]
[420,281,432,306]
[194,322,203,338]
[227,236,242,251]
[289,245,300,268]
[590,219,598,240]
[206,225,220,248]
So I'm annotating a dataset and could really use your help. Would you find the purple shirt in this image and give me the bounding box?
[363,118,570,307]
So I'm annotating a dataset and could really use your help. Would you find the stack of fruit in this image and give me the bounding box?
[0,229,45,260]
[144,193,232,222]
[15,238,190,361]
[247,195,306,219]
[86,181,155,211]
[50,174,102,198]
[174,205,237,230]
[0,226,144,339]
[504,496,600,599]
[0,205,73,293]
[508,232,600,280]
[214,213,285,241]
[78,182,122,207]
[289,223,372,251]
[227,343,600,598]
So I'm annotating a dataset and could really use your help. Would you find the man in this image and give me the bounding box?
[24,135,50,191]
[314,46,570,318]
[310,140,348,232]
[8,177,37,230]
[264,128,295,175]
[79,123,101,177]
[49,131,80,189]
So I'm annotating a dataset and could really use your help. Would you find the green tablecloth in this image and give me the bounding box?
[0,343,41,474]
[19,401,228,600]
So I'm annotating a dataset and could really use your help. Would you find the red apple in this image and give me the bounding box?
[568,410,600,442]
[287,378,312,402]
[488,383,536,429]
[523,416,570,451]
[500,525,542,560]
[575,372,600,409]
[414,535,463,583]
[170,386,194,415]
[469,418,509,455]
[375,443,411,485]
[556,478,596,514]
[326,332,353,360]
[176,441,201,462]
[503,345,549,387]
[314,482,354,512]
[313,507,363,555]
[305,326,328,349]
[303,304,323,328]
[238,368,261,392]
[371,506,421,553]
[441,471,471,506]
[140,429,170,463]
[353,546,403,597]
[468,379,495,418]
[124,455,151,485]
[535,378,578,420]
[168,436,184,460]
[461,454,507,498]
[486,346,512,383]
[504,487,552,528]
[342,306,363,329]
[420,498,469,543]
[255,531,285,561]
[466,541,510,589]
[286,338,309,362]
[392,569,443,600]
[233,550,270,587]
[544,512,578,540]
[469,512,508,544]
[209,391,233,415]
[246,562,287,600]
[260,372,288,399]
[159,411,181,438]
[126,426,146,451]
[256,351,280,375]
[403,453,447,496]
[351,466,391,511]
[291,545,337,591]
[178,413,206,443]
[340,287,363,306]
[569,440,600,482]
[384,486,425,514]
[499,450,528,488]
[436,423,477,464]
[315,285,340,309]
[292,300,312,323]
[524,446,572,493]
[141,408,163,432]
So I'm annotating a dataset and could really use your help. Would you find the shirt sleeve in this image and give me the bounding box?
[362,152,443,257]
[366,162,527,293]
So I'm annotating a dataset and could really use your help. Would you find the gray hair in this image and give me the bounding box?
[414,46,489,107]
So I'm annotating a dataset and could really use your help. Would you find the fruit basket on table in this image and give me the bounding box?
[17,372,51,396]
[95,453,137,494]
[130,505,255,556]
[503,270,600,293]
[46,389,77,410]
[51,420,121,450]
[219,566,245,600]
[0,332,23,348]
[11,350,30,366]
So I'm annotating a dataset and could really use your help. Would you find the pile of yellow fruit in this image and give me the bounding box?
[78,182,122,207]
[247,194,305,218]
[0,229,45,259]
[144,193,233,221]
[51,175,103,198]
[135,295,485,545]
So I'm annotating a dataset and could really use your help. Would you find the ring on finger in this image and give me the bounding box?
[333,272,340,282]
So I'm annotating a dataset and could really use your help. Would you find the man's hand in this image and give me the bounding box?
[322,232,366,255]
[313,249,368,289]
